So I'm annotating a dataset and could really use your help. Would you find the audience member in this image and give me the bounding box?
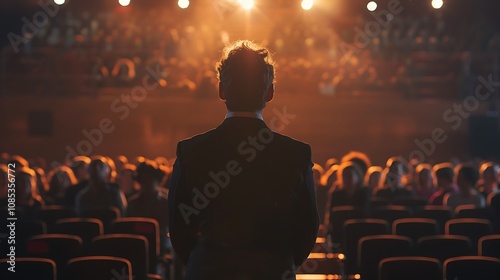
[341,151,372,178]
[65,156,91,209]
[364,166,383,191]
[478,162,499,198]
[374,157,414,200]
[16,166,45,218]
[429,163,457,205]
[75,156,127,215]
[414,163,436,201]
[329,162,370,211]
[118,163,140,199]
[128,160,169,252]
[46,166,78,205]
[445,164,485,212]
[70,156,91,183]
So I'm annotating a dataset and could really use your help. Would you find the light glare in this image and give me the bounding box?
[432,0,444,9]
[241,0,254,10]
[54,0,65,5]
[367,1,377,12]
[178,0,189,9]
[301,0,313,11]
[118,0,130,7]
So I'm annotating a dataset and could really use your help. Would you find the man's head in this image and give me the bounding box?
[216,40,275,112]
[88,156,109,184]
[384,156,405,187]
[480,162,499,185]
[433,163,454,189]
[456,164,479,190]
[136,159,163,192]
[70,155,91,182]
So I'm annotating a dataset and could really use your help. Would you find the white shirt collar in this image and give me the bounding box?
[225,111,263,120]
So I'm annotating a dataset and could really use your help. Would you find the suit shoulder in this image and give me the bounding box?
[272,132,311,153]
[177,129,217,149]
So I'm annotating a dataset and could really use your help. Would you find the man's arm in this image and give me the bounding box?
[168,142,197,265]
[291,144,320,268]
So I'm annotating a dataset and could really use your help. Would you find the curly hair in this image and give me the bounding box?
[216,40,275,112]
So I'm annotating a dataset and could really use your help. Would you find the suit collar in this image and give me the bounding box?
[225,111,263,120]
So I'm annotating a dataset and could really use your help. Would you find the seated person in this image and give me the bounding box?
[445,164,485,212]
[478,162,499,198]
[429,163,457,205]
[127,159,169,252]
[374,157,413,201]
[414,163,436,201]
[364,166,382,191]
[16,166,45,219]
[329,162,370,211]
[64,156,91,209]
[75,156,127,216]
[118,163,140,199]
[46,166,77,205]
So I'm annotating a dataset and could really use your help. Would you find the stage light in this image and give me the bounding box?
[431,0,443,9]
[54,0,65,5]
[118,0,130,7]
[367,1,377,12]
[301,0,313,11]
[178,0,189,9]
[240,0,254,10]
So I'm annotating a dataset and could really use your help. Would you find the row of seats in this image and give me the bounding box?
[0,207,171,280]
[315,201,500,279]
[300,234,500,280]
[297,255,500,280]
[2,255,142,280]
[329,204,499,244]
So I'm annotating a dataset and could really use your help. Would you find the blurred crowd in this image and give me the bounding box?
[3,8,500,96]
[2,150,499,231]
[313,151,500,226]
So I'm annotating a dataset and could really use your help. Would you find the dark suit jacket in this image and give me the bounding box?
[168,117,319,280]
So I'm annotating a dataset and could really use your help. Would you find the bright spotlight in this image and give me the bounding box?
[431,0,444,9]
[178,0,189,9]
[367,1,377,12]
[118,0,130,7]
[301,0,313,11]
[240,0,254,10]
[53,0,65,5]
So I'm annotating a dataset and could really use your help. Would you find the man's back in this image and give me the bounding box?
[169,117,319,279]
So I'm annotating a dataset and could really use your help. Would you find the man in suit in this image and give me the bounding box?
[168,40,319,280]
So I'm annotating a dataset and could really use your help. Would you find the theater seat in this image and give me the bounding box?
[343,218,389,274]
[67,256,132,280]
[393,218,439,243]
[92,234,149,280]
[111,218,161,273]
[358,235,413,280]
[417,235,472,263]
[379,256,441,280]
[478,234,500,259]
[444,256,500,280]
[54,218,103,252]
[80,207,120,233]
[0,257,56,280]
[26,234,83,278]
[445,218,493,253]
[36,206,77,232]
